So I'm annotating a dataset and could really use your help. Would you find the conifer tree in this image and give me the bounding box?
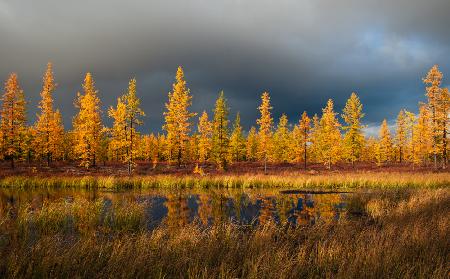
[309,114,320,163]
[246,126,258,161]
[123,78,145,173]
[34,63,65,166]
[163,66,196,166]
[72,73,103,168]
[341,92,365,167]
[295,111,311,169]
[229,113,245,163]
[423,65,449,168]
[404,110,416,164]
[395,110,408,163]
[211,91,229,170]
[376,119,393,166]
[0,73,27,168]
[197,111,212,164]
[411,105,433,166]
[273,114,291,163]
[257,92,273,173]
[316,99,341,169]
[108,97,127,161]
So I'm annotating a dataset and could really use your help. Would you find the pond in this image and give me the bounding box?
[0,188,350,230]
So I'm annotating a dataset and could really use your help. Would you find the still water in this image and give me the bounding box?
[0,188,349,229]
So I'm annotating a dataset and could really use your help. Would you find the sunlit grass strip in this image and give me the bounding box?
[0,172,449,190]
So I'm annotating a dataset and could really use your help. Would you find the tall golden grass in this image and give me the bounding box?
[0,188,448,278]
[0,172,449,189]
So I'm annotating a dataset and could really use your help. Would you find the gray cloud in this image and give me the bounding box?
[0,0,449,133]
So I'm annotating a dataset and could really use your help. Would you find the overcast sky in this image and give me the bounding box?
[1,0,449,135]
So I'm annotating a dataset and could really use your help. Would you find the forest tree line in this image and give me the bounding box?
[0,64,448,172]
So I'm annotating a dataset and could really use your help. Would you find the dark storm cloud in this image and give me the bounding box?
[0,0,449,134]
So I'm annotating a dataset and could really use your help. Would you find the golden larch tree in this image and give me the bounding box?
[72,73,103,168]
[211,91,229,170]
[272,114,291,163]
[228,112,246,163]
[0,73,27,168]
[108,97,127,161]
[34,63,65,166]
[376,119,393,166]
[423,65,449,168]
[341,92,365,167]
[197,111,212,164]
[411,105,433,166]
[163,66,196,166]
[257,92,273,173]
[246,126,258,161]
[292,111,311,169]
[123,78,145,173]
[316,99,341,169]
[395,109,408,163]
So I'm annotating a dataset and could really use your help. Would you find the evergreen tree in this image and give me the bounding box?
[341,92,365,167]
[211,91,229,170]
[163,66,196,166]
[72,73,103,168]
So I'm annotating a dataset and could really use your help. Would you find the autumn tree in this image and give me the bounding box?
[423,65,449,168]
[108,97,127,161]
[72,73,103,168]
[395,110,408,163]
[229,112,245,163]
[123,78,145,173]
[257,92,273,173]
[411,105,433,166]
[309,114,320,163]
[272,114,291,163]
[316,99,341,169]
[0,73,27,168]
[341,92,365,167]
[163,66,196,166]
[246,126,258,161]
[197,111,212,164]
[211,91,229,170]
[292,111,311,169]
[376,119,393,166]
[34,63,65,166]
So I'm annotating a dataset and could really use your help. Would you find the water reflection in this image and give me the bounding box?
[0,188,348,229]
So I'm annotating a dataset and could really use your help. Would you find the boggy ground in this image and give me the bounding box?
[0,188,448,278]
[0,161,448,178]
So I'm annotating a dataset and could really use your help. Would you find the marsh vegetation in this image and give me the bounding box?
[0,187,448,278]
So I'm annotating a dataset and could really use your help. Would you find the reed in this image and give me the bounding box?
[0,172,449,190]
[0,188,448,278]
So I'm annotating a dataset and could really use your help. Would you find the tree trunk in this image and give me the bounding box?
[264,155,267,175]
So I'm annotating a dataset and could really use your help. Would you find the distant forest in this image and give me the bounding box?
[0,64,448,172]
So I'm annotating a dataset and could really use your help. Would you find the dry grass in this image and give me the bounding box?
[0,172,449,190]
[0,188,448,278]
